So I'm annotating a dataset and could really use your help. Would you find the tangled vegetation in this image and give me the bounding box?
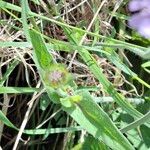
[0,0,150,150]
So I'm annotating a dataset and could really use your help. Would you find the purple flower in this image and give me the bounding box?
[128,0,150,38]
[128,0,150,12]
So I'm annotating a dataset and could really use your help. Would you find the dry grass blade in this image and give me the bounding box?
[12,81,44,150]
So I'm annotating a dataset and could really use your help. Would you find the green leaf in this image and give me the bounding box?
[0,111,17,130]
[140,125,150,148]
[29,29,61,103]
[29,29,73,103]
[29,30,54,70]
[21,0,31,42]
[142,61,150,74]
[0,87,41,94]
[0,60,19,86]
[40,94,51,111]
[82,136,110,150]
[126,129,146,150]
[62,90,134,150]
[121,111,150,133]
[72,135,110,150]
[24,126,82,135]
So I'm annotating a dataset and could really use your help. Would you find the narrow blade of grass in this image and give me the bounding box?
[0,60,19,86]
[0,87,41,94]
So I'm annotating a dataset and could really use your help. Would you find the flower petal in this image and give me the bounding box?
[128,0,150,12]
[129,13,150,38]
[138,21,150,38]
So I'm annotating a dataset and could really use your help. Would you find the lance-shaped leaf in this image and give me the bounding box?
[61,90,135,150]
[29,30,72,103]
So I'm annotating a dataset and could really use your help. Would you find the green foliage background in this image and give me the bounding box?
[0,0,150,149]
